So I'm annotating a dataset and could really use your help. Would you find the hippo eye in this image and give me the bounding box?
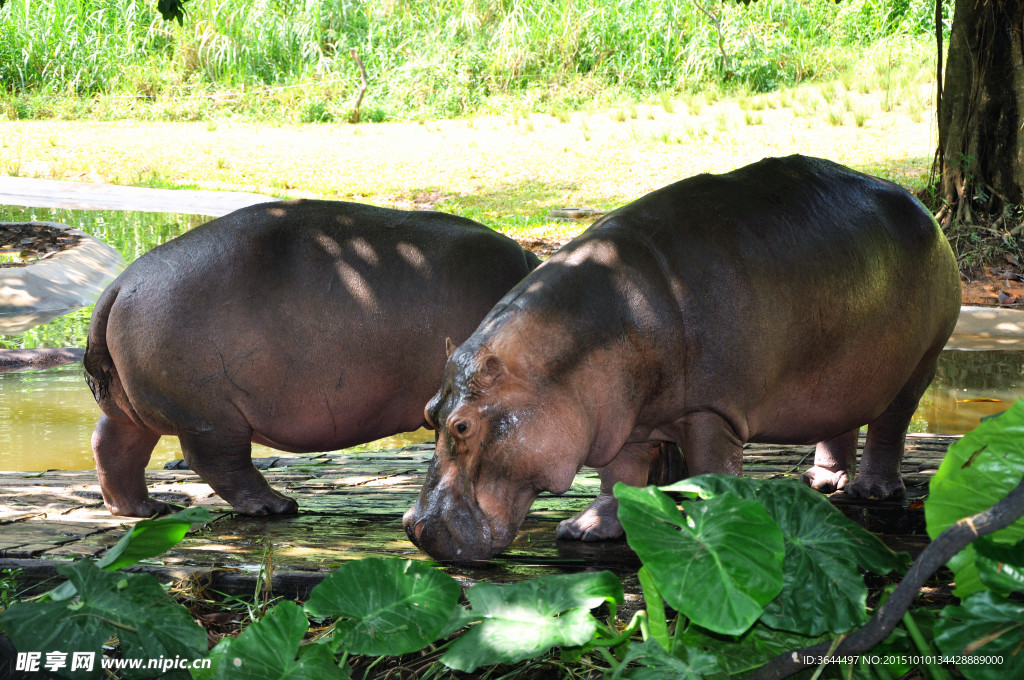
[455,421,468,435]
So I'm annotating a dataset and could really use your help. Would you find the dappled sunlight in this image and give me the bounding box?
[349,237,379,266]
[395,242,432,276]
[334,260,379,312]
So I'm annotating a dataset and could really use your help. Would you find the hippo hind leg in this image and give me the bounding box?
[848,355,940,500]
[802,429,858,494]
[93,414,168,517]
[178,431,298,515]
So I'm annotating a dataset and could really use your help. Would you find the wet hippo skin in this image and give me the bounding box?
[84,199,539,517]
[404,155,961,562]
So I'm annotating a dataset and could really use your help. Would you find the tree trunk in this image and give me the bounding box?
[936,0,1024,229]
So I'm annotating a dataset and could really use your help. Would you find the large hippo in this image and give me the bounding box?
[84,199,539,517]
[404,155,961,562]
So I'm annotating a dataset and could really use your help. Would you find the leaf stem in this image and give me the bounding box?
[902,610,952,680]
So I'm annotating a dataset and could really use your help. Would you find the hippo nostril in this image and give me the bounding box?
[414,521,425,540]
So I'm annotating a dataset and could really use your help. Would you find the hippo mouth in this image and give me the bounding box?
[402,499,518,563]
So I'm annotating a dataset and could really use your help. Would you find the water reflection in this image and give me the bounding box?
[0,365,433,471]
[1,351,1019,472]
[0,205,201,348]
[913,349,1024,434]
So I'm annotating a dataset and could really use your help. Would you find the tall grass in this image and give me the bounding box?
[0,0,950,121]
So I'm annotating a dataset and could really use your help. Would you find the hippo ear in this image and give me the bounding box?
[474,353,505,389]
[445,337,457,359]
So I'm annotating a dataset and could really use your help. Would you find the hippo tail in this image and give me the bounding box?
[83,284,137,423]
[523,248,542,271]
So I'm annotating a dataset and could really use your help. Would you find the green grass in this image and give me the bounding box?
[0,0,948,123]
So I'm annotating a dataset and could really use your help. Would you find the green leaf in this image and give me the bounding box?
[0,560,206,679]
[441,571,623,672]
[200,601,348,680]
[616,482,784,636]
[975,537,1024,595]
[304,558,460,656]
[43,507,213,603]
[157,0,189,24]
[97,507,212,570]
[925,400,1024,597]
[607,638,702,680]
[671,475,906,635]
[675,620,831,678]
[638,566,670,651]
[935,591,1024,680]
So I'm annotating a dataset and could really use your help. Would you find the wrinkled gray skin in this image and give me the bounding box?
[84,199,539,517]
[0,348,83,373]
[404,155,961,562]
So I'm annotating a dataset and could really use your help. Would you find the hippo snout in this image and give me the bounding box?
[403,500,503,563]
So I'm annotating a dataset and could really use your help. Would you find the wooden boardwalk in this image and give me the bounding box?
[0,435,956,600]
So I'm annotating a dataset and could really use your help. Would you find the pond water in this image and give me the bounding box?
[0,350,1019,472]
[0,204,1022,471]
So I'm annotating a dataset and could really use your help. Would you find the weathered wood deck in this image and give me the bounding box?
[0,435,957,601]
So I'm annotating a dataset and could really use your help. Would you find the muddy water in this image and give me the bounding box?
[0,364,433,471]
[0,350,1019,472]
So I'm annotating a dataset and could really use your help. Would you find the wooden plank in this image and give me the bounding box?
[0,437,959,598]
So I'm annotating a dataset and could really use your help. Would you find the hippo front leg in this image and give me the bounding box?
[556,442,653,541]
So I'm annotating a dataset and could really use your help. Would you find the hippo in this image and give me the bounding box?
[84,199,539,517]
[404,155,961,562]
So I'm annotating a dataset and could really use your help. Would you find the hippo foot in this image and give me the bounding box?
[229,491,299,516]
[845,474,905,500]
[106,496,170,518]
[556,495,624,542]
[800,466,849,494]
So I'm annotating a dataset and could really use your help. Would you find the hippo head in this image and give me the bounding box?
[403,334,588,562]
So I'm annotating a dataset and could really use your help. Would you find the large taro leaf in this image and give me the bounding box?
[615,482,784,636]
[0,560,206,679]
[303,558,461,657]
[675,620,833,679]
[925,400,1024,598]
[606,638,705,680]
[199,601,348,680]
[934,591,1024,680]
[974,537,1024,595]
[668,475,907,635]
[440,570,623,672]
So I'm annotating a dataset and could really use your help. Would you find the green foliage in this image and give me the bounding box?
[304,558,460,656]
[0,568,22,609]
[0,560,207,678]
[924,400,1024,597]
[0,508,212,678]
[934,592,1024,680]
[157,0,187,24]
[440,571,623,672]
[615,483,784,636]
[200,602,349,680]
[0,0,941,121]
[98,506,212,570]
[920,403,1024,679]
[667,475,907,635]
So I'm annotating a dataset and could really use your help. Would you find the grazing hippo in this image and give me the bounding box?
[404,155,961,562]
[84,199,539,517]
